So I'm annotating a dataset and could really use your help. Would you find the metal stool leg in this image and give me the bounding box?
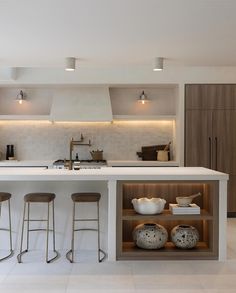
[66,200,106,263]
[26,203,30,251]
[66,201,75,263]
[8,199,13,253]
[46,200,59,263]
[0,199,14,262]
[18,200,59,264]
[46,202,49,262]
[71,201,75,262]
[17,202,26,263]
[97,201,105,262]
[52,200,56,252]
[97,201,100,262]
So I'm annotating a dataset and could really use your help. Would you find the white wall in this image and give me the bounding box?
[2,65,236,165]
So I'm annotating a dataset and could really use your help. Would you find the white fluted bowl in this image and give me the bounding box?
[131,197,166,215]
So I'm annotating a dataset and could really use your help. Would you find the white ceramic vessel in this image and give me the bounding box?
[131,197,166,214]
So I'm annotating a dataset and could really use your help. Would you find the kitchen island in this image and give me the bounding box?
[0,167,228,261]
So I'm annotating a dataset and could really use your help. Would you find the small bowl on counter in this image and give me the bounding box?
[131,197,166,215]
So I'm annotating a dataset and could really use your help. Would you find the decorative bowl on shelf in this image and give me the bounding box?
[176,192,201,207]
[133,223,168,249]
[171,224,199,249]
[131,197,166,214]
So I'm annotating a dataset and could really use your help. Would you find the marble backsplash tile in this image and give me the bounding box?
[0,121,174,161]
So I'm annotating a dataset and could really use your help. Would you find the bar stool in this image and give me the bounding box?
[66,192,106,263]
[17,193,59,263]
[0,192,13,261]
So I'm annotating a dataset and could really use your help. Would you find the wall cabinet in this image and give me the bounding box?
[185,84,236,215]
[185,84,236,110]
[116,181,219,260]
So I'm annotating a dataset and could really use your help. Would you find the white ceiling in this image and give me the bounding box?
[0,0,236,69]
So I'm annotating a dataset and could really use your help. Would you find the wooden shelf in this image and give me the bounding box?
[118,242,218,260]
[117,180,219,260]
[122,209,213,221]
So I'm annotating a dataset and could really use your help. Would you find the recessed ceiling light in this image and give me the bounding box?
[153,57,163,71]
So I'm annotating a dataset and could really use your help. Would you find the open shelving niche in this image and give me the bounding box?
[116,180,219,260]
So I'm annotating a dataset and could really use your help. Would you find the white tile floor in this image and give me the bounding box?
[0,219,236,293]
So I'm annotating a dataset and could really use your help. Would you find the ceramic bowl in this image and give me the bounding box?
[176,196,192,207]
[131,197,166,214]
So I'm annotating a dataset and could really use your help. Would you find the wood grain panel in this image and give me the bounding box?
[185,84,236,110]
[228,175,236,213]
[122,182,206,209]
[117,181,219,260]
[212,110,236,174]
[185,110,212,168]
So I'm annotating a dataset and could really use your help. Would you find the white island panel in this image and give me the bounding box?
[0,167,228,261]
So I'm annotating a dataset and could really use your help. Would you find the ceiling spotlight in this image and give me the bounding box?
[65,57,76,71]
[16,90,25,105]
[153,57,164,71]
[138,90,149,105]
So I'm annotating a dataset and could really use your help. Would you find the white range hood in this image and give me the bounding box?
[50,87,113,122]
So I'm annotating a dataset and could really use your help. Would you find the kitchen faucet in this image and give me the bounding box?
[69,134,91,170]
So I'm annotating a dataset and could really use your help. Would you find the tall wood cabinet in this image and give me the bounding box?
[185,84,236,215]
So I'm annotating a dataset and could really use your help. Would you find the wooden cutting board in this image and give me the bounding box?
[137,145,170,161]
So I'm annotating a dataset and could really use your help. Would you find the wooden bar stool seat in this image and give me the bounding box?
[66,192,106,263]
[24,193,55,203]
[71,193,101,202]
[0,192,13,261]
[17,192,59,263]
[0,192,11,202]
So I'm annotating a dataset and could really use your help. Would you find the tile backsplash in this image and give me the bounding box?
[0,121,174,161]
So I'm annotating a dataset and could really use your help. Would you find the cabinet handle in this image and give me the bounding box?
[209,137,212,168]
[215,137,218,170]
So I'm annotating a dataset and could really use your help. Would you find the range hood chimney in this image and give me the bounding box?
[50,87,112,122]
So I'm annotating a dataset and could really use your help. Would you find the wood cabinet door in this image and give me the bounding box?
[185,110,213,167]
[185,84,236,110]
[212,110,236,174]
[185,84,217,110]
[228,175,236,214]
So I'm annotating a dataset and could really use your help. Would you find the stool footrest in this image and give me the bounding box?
[74,218,98,222]
[74,228,98,232]
[28,228,54,232]
[24,219,48,222]
[0,228,11,232]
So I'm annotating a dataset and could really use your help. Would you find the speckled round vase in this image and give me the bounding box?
[133,223,168,249]
[171,225,199,249]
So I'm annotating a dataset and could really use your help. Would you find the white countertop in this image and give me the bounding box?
[107,160,179,167]
[0,160,53,167]
[0,160,179,168]
[0,167,228,181]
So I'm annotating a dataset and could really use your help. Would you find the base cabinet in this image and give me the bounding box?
[116,180,219,260]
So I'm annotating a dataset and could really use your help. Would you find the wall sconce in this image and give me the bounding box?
[153,57,164,71]
[138,91,149,105]
[65,57,76,71]
[16,90,26,105]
